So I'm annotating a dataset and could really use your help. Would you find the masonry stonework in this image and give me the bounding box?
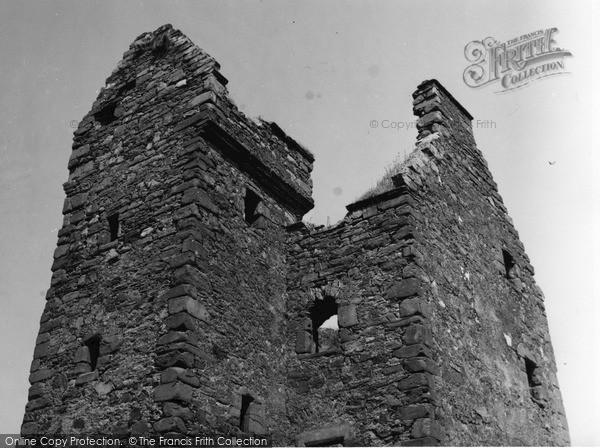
[22,24,569,446]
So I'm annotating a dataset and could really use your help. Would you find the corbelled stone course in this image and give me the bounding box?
[22,24,568,446]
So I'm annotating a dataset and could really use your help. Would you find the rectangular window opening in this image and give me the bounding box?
[85,335,101,371]
[108,213,120,241]
[502,249,516,279]
[525,357,539,388]
[310,296,339,353]
[244,189,261,225]
[239,394,254,432]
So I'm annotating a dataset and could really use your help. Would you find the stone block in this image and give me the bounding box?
[74,346,90,364]
[378,194,411,211]
[531,385,548,407]
[182,188,218,214]
[53,244,70,259]
[28,383,44,399]
[75,371,98,385]
[170,251,196,269]
[417,111,444,128]
[295,330,312,354]
[155,351,195,369]
[130,421,151,435]
[296,424,350,447]
[160,284,200,301]
[393,226,416,241]
[161,367,181,384]
[247,414,266,435]
[29,369,54,384]
[171,265,211,292]
[21,422,39,435]
[411,418,445,442]
[394,344,431,359]
[386,278,422,301]
[173,112,205,132]
[182,237,208,259]
[338,304,358,327]
[169,296,209,321]
[189,91,217,107]
[94,382,113,396]
[382,364,403,375]
[405,324,433,346]
[154,382,193,403]
[100,334,123,355]
[516,343,538,365]
[399,404,433,420]
[153,416,187,433]
[173,204,201,222]
[400,298,431,318]
[73,362,92,375]
[35,332,50,346]
[26,397,50,411]
[401,437,440,446]
[33,342,49,359]
[157,331,189,346]
[160,367,199,386]
[339,328,357,343]
[62,291,80,303]
[405,357,440,376]
[69,192,88,210]
[164,402,194,420]
[398,373,434,391]
[165,312,200,332]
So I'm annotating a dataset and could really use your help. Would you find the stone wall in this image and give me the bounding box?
[23,24,569,447]
[22,24,313,441]
[284,80,569,445]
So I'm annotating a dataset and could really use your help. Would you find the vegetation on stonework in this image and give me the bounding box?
[356,150,411,201]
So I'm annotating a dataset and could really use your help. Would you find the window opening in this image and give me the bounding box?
[108,213,119,241]
[239,394,254,432]
[525,357,541,388]
[310,296,338,353]
[244,189,261,225]
[94,102,118,126]
[85,335,101,371]
[502,249,516,279]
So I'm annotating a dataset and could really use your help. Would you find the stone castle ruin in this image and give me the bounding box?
[22,24,570,446]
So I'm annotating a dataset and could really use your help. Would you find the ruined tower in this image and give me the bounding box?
[23,25,569,446]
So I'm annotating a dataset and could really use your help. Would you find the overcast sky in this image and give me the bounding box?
[0,0,598,444]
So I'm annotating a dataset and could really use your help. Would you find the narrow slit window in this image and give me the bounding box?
[85,335,101,371]
[502,249,516,279]
[244,189,261,225]
[310,296,339,353]
[239,394,254,432]
[108,213,119,241]
[525,357,539,388]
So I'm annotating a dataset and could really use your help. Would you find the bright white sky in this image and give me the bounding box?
[0,1,597,444]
